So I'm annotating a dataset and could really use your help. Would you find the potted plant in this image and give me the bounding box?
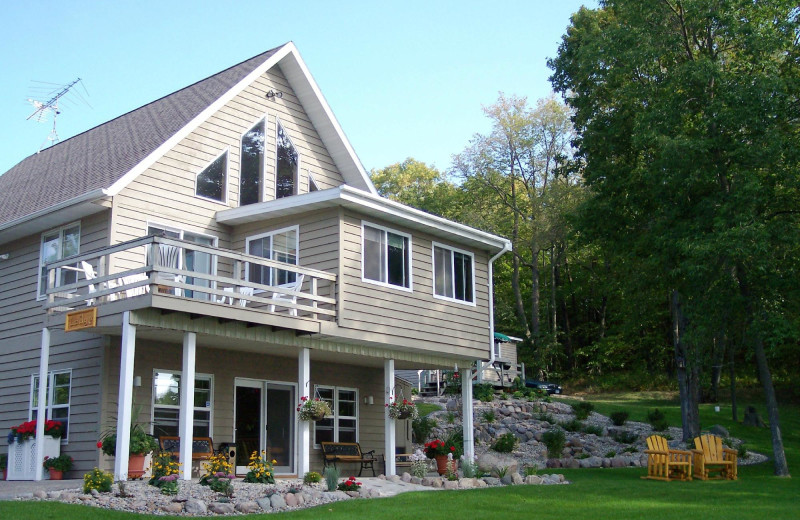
[296,396,332,421]
[424,438,459,475]
[386,398,419,420]
[43,454,73,480]
[7,419,63,443]
[99,425,159,478]
[6,420,62,480]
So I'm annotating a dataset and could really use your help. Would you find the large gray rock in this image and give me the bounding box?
[208,502,235,515]
[525,475,544,485]
[482,476,501,486]
[185,499,208,514]
[708,425,730,437]
[236,501,260,513]
[446,399,460,411]
[285,493,299,507]
[256,497,273,511]
[162,502,183,514]
[443,480,459,489]
[458,477,476,488]
[477,452,519,475]
[511,472,524,485]
[270,494,287,509]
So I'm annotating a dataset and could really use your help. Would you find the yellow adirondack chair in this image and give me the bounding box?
[642,435,693,481]
[692,434,738,480]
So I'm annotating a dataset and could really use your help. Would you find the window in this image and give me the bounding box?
[433,243,474,304]
[195,150,228,203]
[240,118,265,206]
[362,223,411,290]
[30,370,71,441]
[38,223,81,298]
[308,173,319,192]
[152,371,213,438]
[276,121,298,198]
[246,226,298,287]
[313,386,358,445]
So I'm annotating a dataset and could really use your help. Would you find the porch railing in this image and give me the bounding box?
[43,235,337,321]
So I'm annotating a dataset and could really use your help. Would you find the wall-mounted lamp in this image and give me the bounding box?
[0,253,9,261]
[133,375,142,387]
[265,89,283,100]
[364,395,374,405]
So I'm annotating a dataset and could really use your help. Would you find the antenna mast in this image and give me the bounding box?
[27,77,85,152]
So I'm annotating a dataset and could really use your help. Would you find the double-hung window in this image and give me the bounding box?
[152,371,213,438]
[38,223,80,298]
[246,226,298,287]
[432,243,475,304]
[313,386,358,445]
[362,222,411,290]
[30,370,71,441]
[195,150,228,203]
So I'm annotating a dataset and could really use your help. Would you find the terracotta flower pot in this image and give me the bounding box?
[128,454,146,479]
[434,454,456,476]
[48,468,63,480]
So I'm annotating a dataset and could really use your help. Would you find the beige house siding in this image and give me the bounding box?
[339,211,491,359]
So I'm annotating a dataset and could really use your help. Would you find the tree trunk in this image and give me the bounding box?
[550,247,557,337]
[710,331,726,402]
[530,243,541,342]
[729,339,738,422]
[671,290,700,442]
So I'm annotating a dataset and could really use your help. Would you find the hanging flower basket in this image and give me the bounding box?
[297,396,331,422]
[386,399,419,420]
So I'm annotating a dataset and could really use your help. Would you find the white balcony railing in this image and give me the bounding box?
[43,235,337,321]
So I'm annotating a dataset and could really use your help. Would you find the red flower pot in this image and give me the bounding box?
[48,468,63,480]
[128,454,146,479]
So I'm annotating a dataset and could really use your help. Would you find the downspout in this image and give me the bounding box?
[485,241,512,374]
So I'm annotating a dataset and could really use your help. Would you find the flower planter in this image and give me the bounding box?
[434,454,453,476]
[310,412,327,422]
[48,468,63,480]
[7,436,61,480]
[128,454,146,479]
[397,410,413,420]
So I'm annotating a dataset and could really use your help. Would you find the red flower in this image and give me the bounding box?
[450,446,455,451]
[97,441,103,449]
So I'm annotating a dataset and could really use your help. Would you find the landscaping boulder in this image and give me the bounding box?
[708,425,730,437]
[270,494,287,509]
[185,499,207,514]
[208,502,235,515]
[235,502,260,514]
[256,497,273,511]
[477,452,519,475]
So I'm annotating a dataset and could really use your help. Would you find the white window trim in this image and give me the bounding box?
[275,118,301,198]
[312,385,359,448]
[29,369,72,444]
[307,171,319,193]
[194,148,230,205]
[239,115,268,205]
[360,221,413,292]
[431,241,476,306]
[150,369,214,436]
[37,221,81,300]
[245,225,300,291]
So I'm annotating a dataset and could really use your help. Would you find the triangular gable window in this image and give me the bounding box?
[240,118,265,206]
[276,122,298,198]
[196,151,228,203]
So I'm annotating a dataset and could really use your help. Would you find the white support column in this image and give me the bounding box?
[297,348,311,476]
[179,332,197,480]
[34,328,51,481]
[384,359,396,476]
[461,367,475,461]
[115,312,136,481]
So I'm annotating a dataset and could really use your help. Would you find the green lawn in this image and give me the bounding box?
[2,394,796,520]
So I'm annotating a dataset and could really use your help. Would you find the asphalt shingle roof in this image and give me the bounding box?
[0,45,284,228]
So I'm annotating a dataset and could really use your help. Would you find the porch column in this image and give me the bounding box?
[384,359,395,476]
[297,347,311,476]
[179,332,196,480]
[33,327,50,481]
[461,367,475,461]
[115,311,136,481]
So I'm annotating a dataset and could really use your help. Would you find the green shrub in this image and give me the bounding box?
[647,409,668,431]
[473,383,495,402]
[623,446,638,453]
[576,453,590,459]
[738,443,747,458]
[610,411,629,426]
[537,412,555,424]
[605,450,617,458]
[303,471,322,484]
[542,429,566,458]
[482,410,496,423]
[571,401,595,420]
[523,464,539,476]
[83,468,113,493]
[582,424,603,436]
[513,390,525,399]
[412,416,436,443]
[612,430,639,444]
[323,466,340,491]
[443,429,464,458]
[560,418,583,432]
[492,432,518,453]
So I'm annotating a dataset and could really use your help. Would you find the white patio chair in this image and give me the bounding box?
[79,261,118,304]
[157,244,184,296]
[216,286,255,307]
[118,273,150,298]
[269,274,304,316]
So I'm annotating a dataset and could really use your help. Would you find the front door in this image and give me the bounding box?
[234,379,296,475]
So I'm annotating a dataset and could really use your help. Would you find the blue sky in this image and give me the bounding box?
[0,0,595,177]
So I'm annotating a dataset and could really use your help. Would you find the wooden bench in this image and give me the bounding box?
[158,436,216,461]
[395,453,414,468]
[320,442,378,477]
[692,434,738,480]
[641,434,693,481]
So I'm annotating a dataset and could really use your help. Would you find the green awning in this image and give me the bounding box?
[494,332,511,342]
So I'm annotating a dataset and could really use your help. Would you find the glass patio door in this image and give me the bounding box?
[234,379,295,475]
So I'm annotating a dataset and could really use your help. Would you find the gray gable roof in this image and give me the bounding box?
[0,45,284,228]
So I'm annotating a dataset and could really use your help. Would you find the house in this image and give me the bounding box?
[0,43,511,481]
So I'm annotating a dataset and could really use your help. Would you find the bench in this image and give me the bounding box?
[320,442,378,477]
[641,434,693,481]
[158,436,216,461]
[692,434,737,480]
[395,453,414,468]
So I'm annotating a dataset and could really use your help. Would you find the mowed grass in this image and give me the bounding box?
[2,394,797,520]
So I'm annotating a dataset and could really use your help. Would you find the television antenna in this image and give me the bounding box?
[27,78,89,152]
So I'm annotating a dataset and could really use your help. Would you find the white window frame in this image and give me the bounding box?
[239,115,267,206]
[29,369,72,443]
[432,241,476,306]
[275,118,301,199]
[37,222,81,300]
[194,148,229,204]
[307,171,320,192]
[245,225,300,291]
[151,370,214,438]
[360,221,413,292]
[313,385,359,448]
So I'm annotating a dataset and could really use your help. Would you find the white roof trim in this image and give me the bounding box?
[217,185,511,252]
[0,188,108,235]
[105,43,375,198]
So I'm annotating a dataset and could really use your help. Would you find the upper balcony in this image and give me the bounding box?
[42,236,337,335]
